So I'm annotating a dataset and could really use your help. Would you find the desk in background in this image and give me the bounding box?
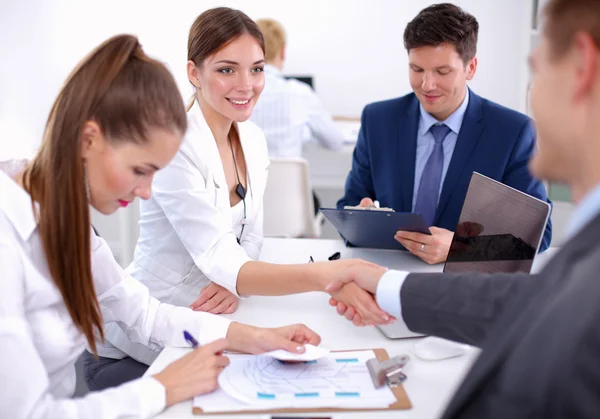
[303,118,359,190]
[146,238,558,419]
[304,119,359,239]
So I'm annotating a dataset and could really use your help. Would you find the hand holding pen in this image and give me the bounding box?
[152,331,229,407]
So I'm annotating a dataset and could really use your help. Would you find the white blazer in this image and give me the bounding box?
[129,100,270,307]
[0,164,230,418]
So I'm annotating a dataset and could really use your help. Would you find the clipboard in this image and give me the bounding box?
[192,348,411,415]
[320,207,431,251]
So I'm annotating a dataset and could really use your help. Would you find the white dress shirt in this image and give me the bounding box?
[99,101,268,364]
[412,89,469,210]
[250,64,344,158]
[0,165,231,418]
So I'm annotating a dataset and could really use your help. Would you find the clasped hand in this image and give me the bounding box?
[324,259,395,327]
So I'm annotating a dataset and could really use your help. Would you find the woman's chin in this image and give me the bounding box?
[91,201,119,215]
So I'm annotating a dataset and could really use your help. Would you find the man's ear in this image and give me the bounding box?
[280,45,286,62]
[571,32,598,102]
[80,120,103,159]
[466,57,478,81]
[187,60,201,89]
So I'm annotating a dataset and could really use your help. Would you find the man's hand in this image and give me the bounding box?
[327,296,370,327]
[395,226,454,264]
[359,197,375,207]
[323,259,391,324]
[323,260,394,326]
[325,259,387,295]
[189,283,239,314]
[327,282,394,326]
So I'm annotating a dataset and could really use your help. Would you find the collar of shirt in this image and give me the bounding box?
[565,183,600,239]
[419,88,470,136]
[0,169,37,241]
[264,63,283,79]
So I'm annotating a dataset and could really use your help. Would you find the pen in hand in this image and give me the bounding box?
[183,330,199,349]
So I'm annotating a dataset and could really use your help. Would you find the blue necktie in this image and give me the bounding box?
[414,124,451,226]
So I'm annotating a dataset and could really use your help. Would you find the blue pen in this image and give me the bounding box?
[183,330,199,349]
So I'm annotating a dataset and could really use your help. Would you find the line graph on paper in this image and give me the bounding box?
[217,350,396,408]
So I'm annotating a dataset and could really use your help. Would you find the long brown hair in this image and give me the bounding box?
[186,7,265,110]
[23,34,187,354]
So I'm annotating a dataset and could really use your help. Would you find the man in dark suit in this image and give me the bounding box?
[329,0,600,416]
[337,3,552,264]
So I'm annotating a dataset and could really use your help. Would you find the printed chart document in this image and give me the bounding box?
[193,350,396,412]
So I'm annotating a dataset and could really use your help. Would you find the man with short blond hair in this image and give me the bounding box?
[256,18,286,64]
[251,18,344,159]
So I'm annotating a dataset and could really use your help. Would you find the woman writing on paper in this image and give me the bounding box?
[85,7,390,390]
[0,34,326,418]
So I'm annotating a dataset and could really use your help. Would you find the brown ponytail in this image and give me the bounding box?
[23,34,187,354]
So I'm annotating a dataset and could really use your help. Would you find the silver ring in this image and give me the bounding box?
[420,244,425,252]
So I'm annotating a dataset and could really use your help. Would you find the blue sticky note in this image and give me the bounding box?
[335,358,359,363]
[257,392,275,399]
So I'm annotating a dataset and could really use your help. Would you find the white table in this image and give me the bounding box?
[146,239,559,419]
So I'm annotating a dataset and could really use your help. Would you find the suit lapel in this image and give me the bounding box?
[395,96,420,212]
[187,100,228,203]
[435,90,484,224]
[443,214,600,418]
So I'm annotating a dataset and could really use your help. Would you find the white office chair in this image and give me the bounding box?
[263,157,323,238]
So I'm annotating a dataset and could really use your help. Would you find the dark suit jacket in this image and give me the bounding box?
[402,213,600,418]
[337,90,552,251]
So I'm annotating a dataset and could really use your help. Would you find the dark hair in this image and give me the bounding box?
[23,34,187,354]
[403,3,479,64]
[543,0,600,60]
[188,7,265,67]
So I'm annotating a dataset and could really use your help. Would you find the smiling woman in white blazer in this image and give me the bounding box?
[125,13,271,315]
[128,95,270,310]
[118,8,391,319]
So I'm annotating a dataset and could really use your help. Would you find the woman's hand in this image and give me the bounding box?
[189,283,239,314]
[321,259,391,325]
[226,322,321,354]
[327,283,395,326]
[153,338,230,407]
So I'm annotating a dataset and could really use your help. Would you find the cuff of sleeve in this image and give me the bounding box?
[131,377,166,418]
[376,270,410,319]
[195,313,232,346]
[205,246,251,298]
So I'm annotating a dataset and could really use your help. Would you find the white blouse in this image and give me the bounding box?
[0,165,231,418]
[97,102,269,364]
[127,100,269,306]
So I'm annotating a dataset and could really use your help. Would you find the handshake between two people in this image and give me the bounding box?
[190,258,395,328]
[324,259,394,327]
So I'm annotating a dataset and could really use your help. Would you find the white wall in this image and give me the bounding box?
[0,0,533,159]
